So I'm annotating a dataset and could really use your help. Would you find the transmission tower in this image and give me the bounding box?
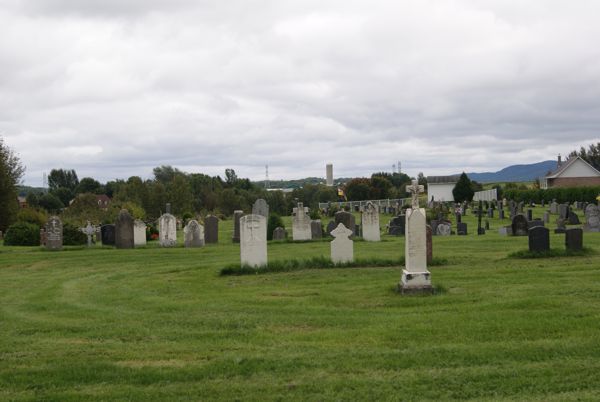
[265,165,270,189]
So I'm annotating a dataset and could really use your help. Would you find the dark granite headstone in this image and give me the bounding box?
[511,214,528,236]
[528,226,550,252]
[204,215,219,244]
[101,224,116,245]
[327,220,336,236]
[335,211,355,235]
[528,219,544,229]
[568,211,580,225]
[115,209,134,249]
[273,227,286,241]
[527,209,533,221]
[232,210,243,243]
[457,222,467,235]
[565,228,583,251]
[499,209,505,220]
[354,224,361,237]
[311,220,322,239]
[388,215,405,236]
[45,216,63,251]
[455,213,461,223]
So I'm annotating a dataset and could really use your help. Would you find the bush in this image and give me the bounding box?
[4,222,40,246]
[503,186,600,203]
[267,213,284,241]
[62,223,87,245]
[309,208,321,220]
[17,208,48,227]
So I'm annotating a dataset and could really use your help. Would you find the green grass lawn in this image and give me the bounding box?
[2,207,600,401]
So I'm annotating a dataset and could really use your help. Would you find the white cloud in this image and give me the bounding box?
[1,0,600,186]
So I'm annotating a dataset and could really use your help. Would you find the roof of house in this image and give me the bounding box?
[427,174,461,184]
[545,156,600,179]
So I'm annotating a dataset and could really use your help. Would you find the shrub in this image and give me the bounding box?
[62,223,87,246]
[267,213,284,241]
[17,208,48,227]
[4,222,40,246]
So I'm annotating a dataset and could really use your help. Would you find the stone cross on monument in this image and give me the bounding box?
[82,221,96,247]
[407,180,424,209]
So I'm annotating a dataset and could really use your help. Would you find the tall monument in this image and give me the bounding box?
[326,164,334,186]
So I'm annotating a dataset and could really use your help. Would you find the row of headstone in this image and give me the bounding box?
[529,227,583,252]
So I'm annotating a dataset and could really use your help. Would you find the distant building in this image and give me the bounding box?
[426,175,460,202]
[17,196,27,209]
[96,194,111,210]
[541,155,600,189]
[326,164,333,186]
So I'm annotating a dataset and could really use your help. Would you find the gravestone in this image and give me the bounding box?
[518,201,524,213]
[326,220,337,236]
[252,199,269,218]
[485,220,490,230]
[565,228,583,251]
[436,223,451,236]
[528,219,544,229]
[311,220,322,239]
[400,180,432,293]
[426,225,432,265]
[455,213,461,223]
[543,212,550,224]
[292,202,312,240]
[430,219,439,235]
[159,212,177,247]
[204,215,219,244]
[45,216,63,251]
[527,209,533,221]
[559,204,569,220]
[555,218,567,234]
[487,208,493,218]
[389,215,406,236]
[499,209,505,220]
[354,224,361,237]
[511,214,528,236]
[101,224,115,245]
[584,204,600,232]
[550,201,559,214]
[498,225,512,236]
[134,220,147,247]
[528,226,550,252]
[240,214,267,267]
[81,221,96,247]
[568,211,580,225]
[457,222,468,235]
[115,209,135,249]
[335,210,356,236]
[184,220,204,247]
[477,200,485,235]
[272,227,286,241]
[330,223,353,264]
[361,202,380,242]
[232,210,244,243]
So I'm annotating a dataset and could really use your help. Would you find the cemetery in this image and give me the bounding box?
[2,189,600,400]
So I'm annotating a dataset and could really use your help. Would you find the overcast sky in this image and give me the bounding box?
[2,0,600,186]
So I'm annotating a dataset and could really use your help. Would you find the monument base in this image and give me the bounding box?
[398,269,433,294]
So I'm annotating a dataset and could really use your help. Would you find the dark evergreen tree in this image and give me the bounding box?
[452,172,474,202]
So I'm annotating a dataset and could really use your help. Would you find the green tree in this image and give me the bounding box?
[225,169,238,187]
[0,138,25,231]
[167,175,194,215]
[344,178,371,201]
[153,165,185,184]
[48,169,79,191]
[569,142,600,170]
[38,193,64,213]
[76,177,103,194]
[452,172,475,202]
[370,175,393,199]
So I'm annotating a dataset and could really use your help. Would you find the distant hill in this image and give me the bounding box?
[466,160,557,183]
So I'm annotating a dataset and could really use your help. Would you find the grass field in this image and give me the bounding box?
[2,207,600,401]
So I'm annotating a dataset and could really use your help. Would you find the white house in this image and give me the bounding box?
[426,175,460,202]
[541,155,600,189]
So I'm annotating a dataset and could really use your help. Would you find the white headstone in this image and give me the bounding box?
[361,202,380,241]
[292,202,312,241]
[133,220,147,246]
[240,214,267,267]
[159,213,177,247]
[400,180,432,292]
[184,220,205,247]
[330,223,353,264]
